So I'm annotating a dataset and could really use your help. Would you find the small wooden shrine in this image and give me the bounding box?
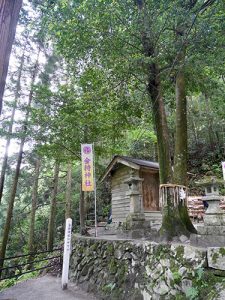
[101,156,161,224]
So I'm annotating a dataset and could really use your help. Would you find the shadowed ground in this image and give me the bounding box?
[0,275,98,300]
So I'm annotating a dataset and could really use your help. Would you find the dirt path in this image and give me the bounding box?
[0,275,98,300]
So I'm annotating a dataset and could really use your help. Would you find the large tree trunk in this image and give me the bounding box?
[28,158,41,254]
[0,0,23,114]
[65,161,72,220]
[174,68,187,185]
[0,52,39,275]
[47,162,60,251]
[173,48,197,235]
[0,137,25,276]
[147,67,189,240]
[0,51,25,204]
[137,0,191,240]
[147,64,172,184]
[136,0,172,184]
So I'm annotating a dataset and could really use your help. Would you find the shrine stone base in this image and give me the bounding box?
[123,213,151,239]
[196,225,225,236]
[190,233,225,247]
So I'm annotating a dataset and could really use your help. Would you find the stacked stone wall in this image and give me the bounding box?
[69,236,225,299]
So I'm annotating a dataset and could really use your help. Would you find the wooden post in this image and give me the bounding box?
[61,218,72,290]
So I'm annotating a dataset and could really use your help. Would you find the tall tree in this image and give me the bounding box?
[0,0,23,114]
[47,161,60,251]
[28,157,41,254]
[0,47,26,204]
[0,51,39,274]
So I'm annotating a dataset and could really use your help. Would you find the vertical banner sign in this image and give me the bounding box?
[222,162,225,181]
[81,144,94,192]
[61,218,72,290]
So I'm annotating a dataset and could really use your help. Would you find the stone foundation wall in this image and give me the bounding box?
[69,236,225,300]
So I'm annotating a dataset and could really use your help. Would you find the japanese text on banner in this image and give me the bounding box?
[81,144,94,191]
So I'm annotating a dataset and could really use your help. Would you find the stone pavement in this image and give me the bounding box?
[0,275,98,300]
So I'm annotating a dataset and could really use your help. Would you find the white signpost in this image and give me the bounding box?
[61,218,72,290]
[222,162,225,181]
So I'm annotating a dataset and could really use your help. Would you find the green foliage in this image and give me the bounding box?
[102,282,116,293]
[185,287,199,300]
[184,268,224,300]
[172,271,182,284]
[0,278,16,291]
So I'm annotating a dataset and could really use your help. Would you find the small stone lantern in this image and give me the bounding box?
[198,176,225,226]
[125,172,144,214]
[191,176,225,247]
[124,170,146,237]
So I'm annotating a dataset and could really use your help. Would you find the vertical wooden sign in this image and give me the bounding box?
[61,218,72,290]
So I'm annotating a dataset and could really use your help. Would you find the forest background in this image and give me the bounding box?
[0,0,224,272]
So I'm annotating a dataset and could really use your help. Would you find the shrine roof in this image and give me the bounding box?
[100,155,159,182]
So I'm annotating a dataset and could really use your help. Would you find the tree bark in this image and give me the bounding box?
[0,52,39,276]
[47,161,60,251]
[204,93,215,148]
[65,161,72,220]
[0,50,25,204]
[28,158,41,254]
[147,63,172,183]
[137,0,193,240]
[174,67,188,185]
[0,0,23,114]
[0,137,25,276]
[173,48,197,234]
[137,0,172,184]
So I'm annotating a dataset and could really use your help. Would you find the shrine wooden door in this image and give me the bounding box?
[140,170,160,211]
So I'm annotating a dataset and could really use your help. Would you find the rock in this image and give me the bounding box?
[132,259,137,267]
[181,279,192,293]
[140,289,152,300]
[183,245,206,268]
[123,252,132,260]
[164,269,174,287]
[131,252,138,260]
[178,267,187,277]
[114,249,123,259]
[70,236,211,300]
[150,264,163,281]
[208,247,225,271]
[179,235,189,243]
[160,258,170,268]
[145,265,151,277]
[170,289,177,296]
[102,251,107,259]
[153,280,170,296]
[80,264,90,276]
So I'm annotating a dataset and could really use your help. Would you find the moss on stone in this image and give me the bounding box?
[219,248,225,256]
[172,271,182,284]
[176,245,184,259]
[90,242,98,251]
[107,243,114,255]
[190,269,223,300]
[70,237,225,300]
[109,258,118,274]
[212,252,219,264]
[175,295,186,300]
